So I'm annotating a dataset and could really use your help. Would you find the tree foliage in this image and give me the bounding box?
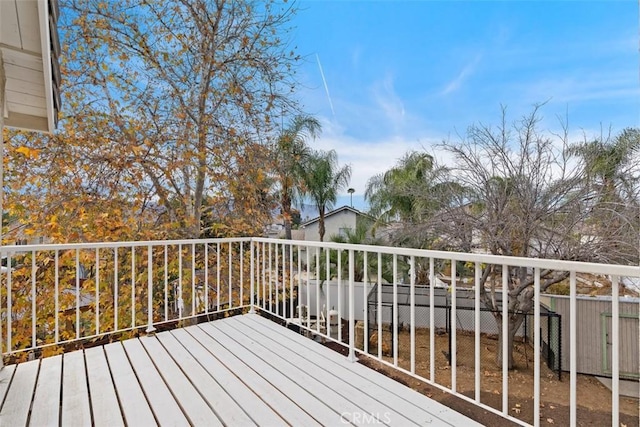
[366,105,640,369]
[304,149,352,241]
[272,115,321,240]
[7,0,301,243]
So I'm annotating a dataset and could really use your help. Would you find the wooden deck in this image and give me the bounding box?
[0,314,481,426]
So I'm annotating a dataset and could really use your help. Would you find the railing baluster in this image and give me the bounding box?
[533,267,541,427]
[474,262,481,403]
[377,252,382,359]
[611,275,619,427]
[205,243,209,314]
[114,248,118,331]
[228,242,232,309]
[363,251,369,355]
[95,248,100,336]
[501,264,508,416]
[296,245,301,319]
[337,249,342,341]
[570,270,577,426]
[429,257,435,382]
[217,242,221,310]
[178,244,183,319]
[451,259,457,393]
[410,255,415,375]
[261,243,265,310]
[164,245,168,321]
[192,244,196,315]
[275,243,279,317]
[7,253,12,353]
[131,246,135,328]
[306,248,311,329]
[256,242,261,308]
[240,242,244,308]
[326,248,331,336]
[392,254,398,367]
[347,249,356,362]
[147,244,155,334]
[31,250,36,349]
[55,250,59,344]
[249,241,255,314]
[268,243,272,313]
[76,249,80,340]
[315,247,320,333]
[289,243,294,319]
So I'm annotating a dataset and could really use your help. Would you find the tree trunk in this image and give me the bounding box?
[282,195,292,240]
[318,210,325,241]
[494,313,526,369]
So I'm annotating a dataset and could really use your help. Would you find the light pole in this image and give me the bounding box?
[347,188,355,208]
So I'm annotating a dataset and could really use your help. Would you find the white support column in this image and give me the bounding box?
[0,47,5,370]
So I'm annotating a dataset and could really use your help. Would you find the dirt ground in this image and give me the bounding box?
[327,325,639,426]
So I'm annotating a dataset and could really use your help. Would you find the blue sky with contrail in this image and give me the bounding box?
[292,1,639,208]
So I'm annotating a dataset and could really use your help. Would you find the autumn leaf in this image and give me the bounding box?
[15,146,39,159]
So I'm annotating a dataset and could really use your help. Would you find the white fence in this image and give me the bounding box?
[1,237,638,427]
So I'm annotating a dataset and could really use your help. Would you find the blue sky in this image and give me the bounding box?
[291,0,640,211]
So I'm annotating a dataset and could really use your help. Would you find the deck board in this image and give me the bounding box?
[0,364,16,405]
[0,313,482,427]
[230,317,421,425]
[183,326,321,427]
[153,331,255,426]
[212,319,402,426]
[170,327,285,426]
[121,338,189,427]
[85,347,125,427]
[61,350,91,426]
[200,321,341,426]
[30,355,62,427]
[138,334,222,426]
[2,359,39,426]
[242,314,469,426]
[104,342,157,427]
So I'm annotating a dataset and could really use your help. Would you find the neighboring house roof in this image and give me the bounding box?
[301,205,369,227]
[1,0,61,133]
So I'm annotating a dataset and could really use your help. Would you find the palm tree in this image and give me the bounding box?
[568,128,640,203]
[273,115,321,239]
[365,151,449,224]
[304,150,352,241]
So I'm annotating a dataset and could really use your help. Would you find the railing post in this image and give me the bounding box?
[146,245,156,334]
[347,249,357,362]
[249,240,256,314]
[0,53,5,370]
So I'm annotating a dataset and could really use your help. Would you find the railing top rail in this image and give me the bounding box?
[253,237,640,277]
[2,236,638,277]
[0,237,253,253]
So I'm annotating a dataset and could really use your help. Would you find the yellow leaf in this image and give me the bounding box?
[15,146,39,159]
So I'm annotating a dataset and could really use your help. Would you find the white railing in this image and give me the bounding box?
[1,237,638,427]
[0,238,252,358]
[252,238,640,427]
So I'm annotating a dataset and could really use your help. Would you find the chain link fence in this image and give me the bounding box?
[367,284,562,378]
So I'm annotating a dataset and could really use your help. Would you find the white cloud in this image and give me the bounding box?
[310,118,442,197]
[371,73,406,131]
[441,53,483,95]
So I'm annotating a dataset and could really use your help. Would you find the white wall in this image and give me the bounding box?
[303,210,358,242]
[298,280,374,321]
